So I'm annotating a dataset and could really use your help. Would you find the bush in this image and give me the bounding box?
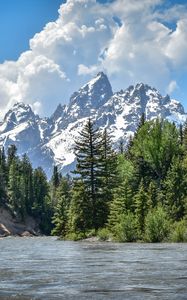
[170,220,187,242]
[144,206,170,242]
[86,229,96,238]
[66,231,86,241]
[97,228,110,241]
[113,212,137,242]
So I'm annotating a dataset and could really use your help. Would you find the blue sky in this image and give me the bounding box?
[0,0,187,118]
[0,0,63,63]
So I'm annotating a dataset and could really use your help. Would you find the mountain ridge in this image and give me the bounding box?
[0,72,186,177]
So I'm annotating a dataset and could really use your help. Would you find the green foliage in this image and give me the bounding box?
[1,118,187,241]
[70,119,118,232]
[144,206,171,242]
[97,228,111,241]
[162,157,187,221]
[131,119,180,183]
[134,180,148,236]
[112,212,137,242]
[0,164,6,205]
[51,175,72,237]
[52,166,60,189]
[73,119,103,230]
[99,129,118,225]
[117,155,134,182]
[169,220,187,242]
[108,181,133,230]
[68,180,92,236]
[147,181,158,209]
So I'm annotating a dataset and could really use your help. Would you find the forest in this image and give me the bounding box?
[0,116,187,242]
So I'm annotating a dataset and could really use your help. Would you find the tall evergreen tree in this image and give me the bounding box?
[0,165,6,206]
[52,176,72,237]
[0,147,7,183]
[99,129,118,226]
[108,180,133,230]
[147,181,158,209]
[73,119,103,231]
[8,157,25,219]
[68,180,92,237]
[163,157,187,221]
[51,165,61,207]
[179,124,183,146]
[134,180,148,236]
[7,145,17,170]
[52,166,60,188]
[20,154,33,214]
[183,120,187,152]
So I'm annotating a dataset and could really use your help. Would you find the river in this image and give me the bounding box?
[0,237,186,299]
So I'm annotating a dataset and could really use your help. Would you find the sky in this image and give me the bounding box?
[0,0,187,119]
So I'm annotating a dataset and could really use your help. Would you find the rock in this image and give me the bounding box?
[0,223,11,237]
[82,236,100,242]
[20,231,33,237]
[0,207,40,237]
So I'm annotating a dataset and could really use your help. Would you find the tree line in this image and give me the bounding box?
[0,145,52,234]
[0,116,187,241]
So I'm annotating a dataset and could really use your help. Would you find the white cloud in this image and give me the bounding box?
[31,101,42,115]
[166,80,178,94]
[0,0,187,119]
[77,64,100,75]
[166,19,187,69]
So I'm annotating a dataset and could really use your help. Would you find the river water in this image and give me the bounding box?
[0,237,186,300]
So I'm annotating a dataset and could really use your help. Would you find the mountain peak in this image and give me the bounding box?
[3,102,37,131]
[0,77,186,177]
[82,71,112,93]
[68,72,113,118]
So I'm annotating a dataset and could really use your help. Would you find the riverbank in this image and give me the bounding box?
[0,207,39,237]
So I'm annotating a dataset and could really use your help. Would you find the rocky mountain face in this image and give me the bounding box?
[0,72,186,177]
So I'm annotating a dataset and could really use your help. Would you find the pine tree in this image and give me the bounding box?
[147,181,158,209]
[73,119,103,231]
[51,165,61,208]
[0,147,7,183]
[125,135,134,160]
[20,154,33,215]
[52,166,60,188]
[32,167,49,215]
[99,128,118,226]
[51,195,67,236]
[68,180,92,237]
[108,181,133,230]
[183,120,187,152]
[119,139,124,154]
[8,157,25,219]
[179,124,183,146]
[134,180,148,236]
[0,165,6,206]
[138,112,146,129]
[7,145,17,170]
[52,176,72,237]
[163,157,187,221]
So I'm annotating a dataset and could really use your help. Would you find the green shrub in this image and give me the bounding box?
[97,228,110,241]
[144,206,170,242]
[86,229,96,238]
[170,220,187,242]
[113,212,137,242]
[66,232,86,241]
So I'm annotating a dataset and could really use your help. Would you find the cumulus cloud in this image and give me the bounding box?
[0,0,187,119]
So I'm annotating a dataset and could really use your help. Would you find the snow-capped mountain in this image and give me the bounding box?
[0,72,186,177]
